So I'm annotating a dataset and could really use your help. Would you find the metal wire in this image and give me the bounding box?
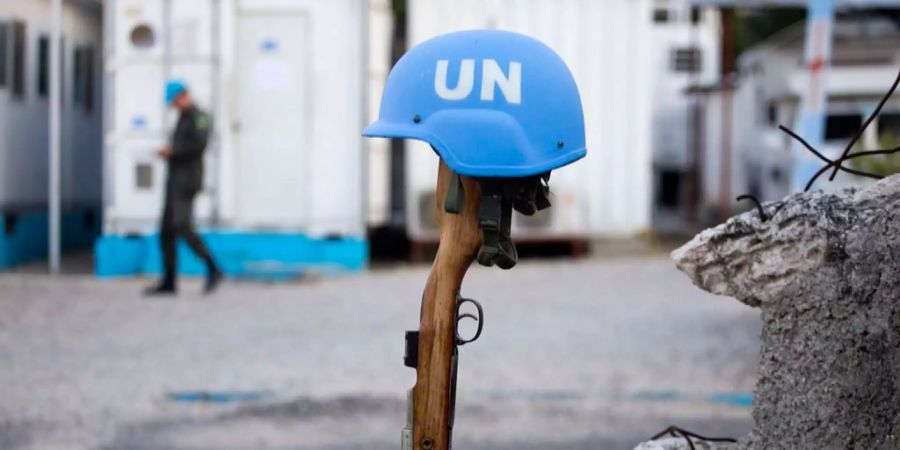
[736,194,769,222]
[782,66,900,192]
[827,67,900,182]
[737,69,900,199]
[649,425,738,450]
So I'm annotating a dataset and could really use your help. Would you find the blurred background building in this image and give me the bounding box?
[1,0,898,273]
[691,8,900,222]
[96,0,368,277]
[0,0,101,269]
[387,0,722,257]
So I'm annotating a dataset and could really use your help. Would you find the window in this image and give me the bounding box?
[37,35,48,97]
[770,167,785,185]
[83,46,94,111]
[653,8,670,23]
[878,113,900,139]
[73,47,82,105]
[11,20,25,98]
[690,7,702,25]
[824,114,863,141]
[0,22,8,87]
[73,46,94,112]
[130,24,155,49]
[672,48,702,73]
[766,102,778,126]
[657,170,683,209]
[833,54,893,67]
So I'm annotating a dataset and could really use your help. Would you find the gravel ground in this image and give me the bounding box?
[0,257,760,449]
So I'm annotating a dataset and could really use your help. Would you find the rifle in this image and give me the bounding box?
[363,30,584,450]
[402,162,485,450]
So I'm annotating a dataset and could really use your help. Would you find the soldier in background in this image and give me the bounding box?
[145,80,223,296]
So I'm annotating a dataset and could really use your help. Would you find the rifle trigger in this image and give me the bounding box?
[455,296,484,346]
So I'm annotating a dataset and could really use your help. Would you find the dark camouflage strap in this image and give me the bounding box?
[443,170,552,270]
[443,171,465,215]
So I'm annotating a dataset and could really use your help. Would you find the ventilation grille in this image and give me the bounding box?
[135,163,153,189]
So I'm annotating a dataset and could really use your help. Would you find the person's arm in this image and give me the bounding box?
[169,112,211,162]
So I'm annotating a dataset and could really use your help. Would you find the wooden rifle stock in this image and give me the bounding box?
[412,161,482,450]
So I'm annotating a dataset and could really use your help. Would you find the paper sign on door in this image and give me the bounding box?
[252,60,291,91]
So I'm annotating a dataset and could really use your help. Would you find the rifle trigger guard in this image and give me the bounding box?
[455,296,484,346]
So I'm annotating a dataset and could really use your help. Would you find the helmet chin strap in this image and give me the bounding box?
[443,170,552,270]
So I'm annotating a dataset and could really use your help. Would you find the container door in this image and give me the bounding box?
[235,12,308,227]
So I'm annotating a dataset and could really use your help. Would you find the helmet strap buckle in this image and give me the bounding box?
[442,170,553,270]
[475,189,517,269]
[443,171,465,215]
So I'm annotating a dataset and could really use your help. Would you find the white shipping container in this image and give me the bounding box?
[103,0,368,238]
[402,0,720,240]
[0,1,103,269]
[0,0,102,210]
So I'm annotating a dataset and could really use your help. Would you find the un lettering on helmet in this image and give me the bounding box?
[362,30,586,179]
[434,59,522,104]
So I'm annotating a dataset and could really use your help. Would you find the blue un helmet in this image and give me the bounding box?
[364,30,587,269]
[364,29,585,177]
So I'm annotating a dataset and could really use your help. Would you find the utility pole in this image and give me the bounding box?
[719,7,735,222]
[49,0,62,274]
[796,0,835,189]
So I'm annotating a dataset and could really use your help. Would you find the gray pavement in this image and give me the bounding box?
[0,257,760,449]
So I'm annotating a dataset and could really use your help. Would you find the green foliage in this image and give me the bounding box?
[734,8,807,56]
[849,133,900,177]
[392,0,406,17]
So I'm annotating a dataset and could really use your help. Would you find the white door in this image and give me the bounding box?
[236,12,308,227]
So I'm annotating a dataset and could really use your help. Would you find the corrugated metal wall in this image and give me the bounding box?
[405,0,657,239]
[0,1,102,210]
